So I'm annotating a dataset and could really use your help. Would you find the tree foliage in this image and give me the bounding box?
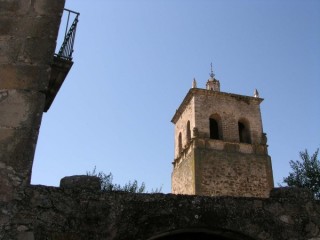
[86,167,147,193]
[283,148,320,199]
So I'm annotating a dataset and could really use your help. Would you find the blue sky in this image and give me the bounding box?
[32,0,320,193]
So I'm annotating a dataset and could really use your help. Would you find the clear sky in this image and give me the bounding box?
[32,0,320,193]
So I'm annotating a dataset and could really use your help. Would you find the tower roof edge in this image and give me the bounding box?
[171,88,264,124]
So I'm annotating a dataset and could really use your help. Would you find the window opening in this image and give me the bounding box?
[210,118,220,139]
[186,121,191,142]
[178,132,182,153]
[238,122,251,143]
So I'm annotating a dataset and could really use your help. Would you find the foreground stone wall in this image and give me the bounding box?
[0,0,65,201]
[0,185,319,240]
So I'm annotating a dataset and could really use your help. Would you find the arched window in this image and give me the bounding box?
[186,121,191,142]
[178,132,182,153]
[238,120,251,144]
[210,119,219,139]
[209,114,222,140]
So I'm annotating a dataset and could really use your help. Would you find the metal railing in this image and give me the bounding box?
[56,8,80,60]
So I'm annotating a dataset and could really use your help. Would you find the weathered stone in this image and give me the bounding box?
[0,0,65,203]
[0,64,50,91]
[33,0,65,16]
[0,1,319,240]
[0,17,12,35]
[0,90,45,129]
[1,186,319,240]
[0,1,19,14]
[17,225,28,232]
[60,175,101,191]
[171,88,273,197]
[17,231,34,240]
[0,0,64,16]
[270,187,314,200]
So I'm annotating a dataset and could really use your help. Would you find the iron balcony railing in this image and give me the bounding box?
[56,8,80,60]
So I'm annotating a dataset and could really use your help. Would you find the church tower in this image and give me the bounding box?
[171,65,274,198]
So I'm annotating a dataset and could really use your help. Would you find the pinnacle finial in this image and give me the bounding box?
[210,62,215,79]
[254,89,260,98]
[192,78,197,88]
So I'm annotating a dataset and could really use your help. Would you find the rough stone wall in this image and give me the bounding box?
[171,151,195,194]
[0,0,65,202]
[195,146,273,197]
[0,185,319,240]
[1,3,318,240]
[172,138,273,198]
[171,88,272,197]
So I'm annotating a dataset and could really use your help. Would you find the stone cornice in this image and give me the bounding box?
[171,88,264,124]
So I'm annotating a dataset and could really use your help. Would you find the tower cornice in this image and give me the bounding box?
[171,88,264,124]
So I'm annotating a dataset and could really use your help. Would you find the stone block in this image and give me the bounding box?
[0,89,45,129]
[270,187,314,200]
[0,1,19,14]
[17,232,34,240]
[26,16,61,39]
[0,36,19,63]
[7,15,61,39]
[0,64,50,91]
[0,4,64,64]
[0,128,39,182]
[33,0,65,16]
[16,36,57,65]
[0,16,12,35]
[0,35,56,67]
[0,0,65,17]
[60,175,101,191]
[0,169,14,202]
[0,90,44,186]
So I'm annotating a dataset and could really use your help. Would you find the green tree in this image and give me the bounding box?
[283,148,320,199]
[87,167,146,193]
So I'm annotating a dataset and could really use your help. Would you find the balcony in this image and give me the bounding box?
[44,9,80,112]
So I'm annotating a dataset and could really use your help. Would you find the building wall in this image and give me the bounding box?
[194,142,273,197]
[0,0,65,202]
[174,97,195,158]
[172,138,273,197]
[171,151,195,195]
[193,90,264,144]
[171,88,272,197]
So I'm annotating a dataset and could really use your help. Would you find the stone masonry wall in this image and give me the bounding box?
[0,0,65,201]
[0,184,319,240]
[171,88,272,197]
[174,97,195,158]
[194,90,264,144]
[1,3,318,240]
[195,146,273,197]
[171,151,195,195]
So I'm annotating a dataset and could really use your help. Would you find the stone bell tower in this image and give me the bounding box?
[171,65,274,198]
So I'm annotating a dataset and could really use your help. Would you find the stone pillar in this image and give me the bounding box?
[0,0,65,201]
